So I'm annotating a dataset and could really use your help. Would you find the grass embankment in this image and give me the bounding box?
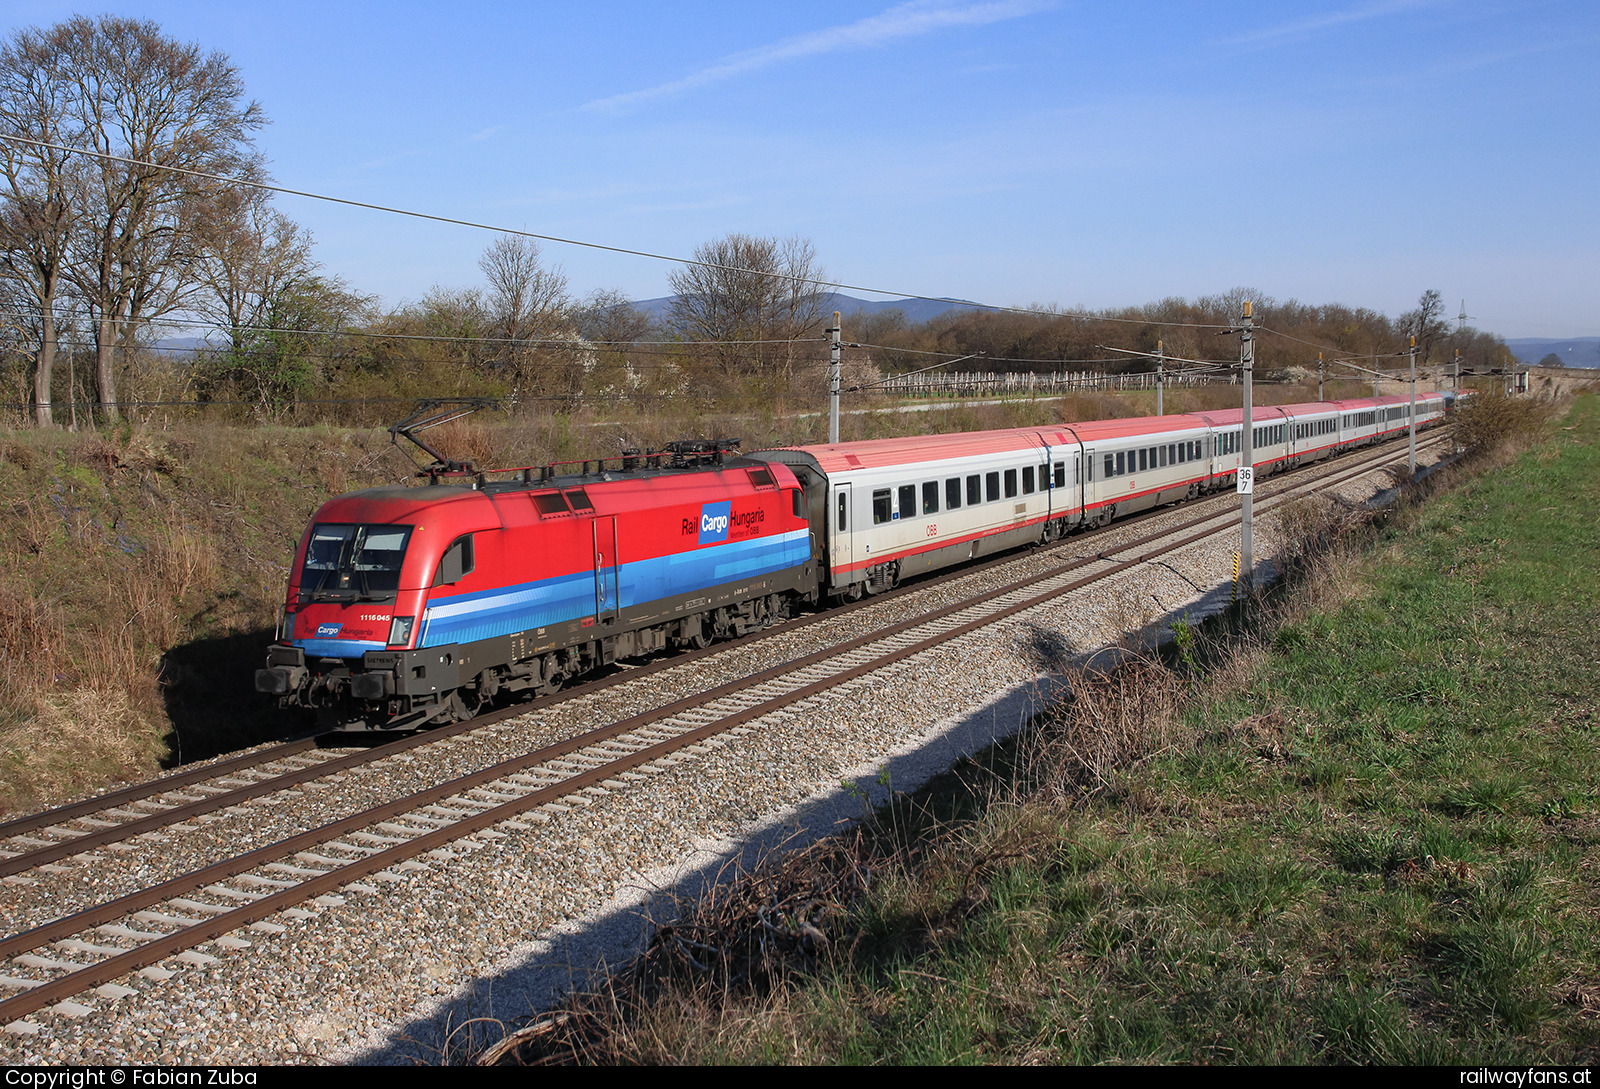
[500,392,1598,1065]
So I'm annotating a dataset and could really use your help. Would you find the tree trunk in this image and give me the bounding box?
[95,312,119,423]
[32,303,56,427]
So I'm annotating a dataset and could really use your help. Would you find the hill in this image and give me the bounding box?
[631,292,984,326]
[1505,337,1600,368]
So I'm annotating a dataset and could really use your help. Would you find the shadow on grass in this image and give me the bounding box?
[158,625,313,766]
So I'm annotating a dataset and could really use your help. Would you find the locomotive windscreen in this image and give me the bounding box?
[300,524,413,599]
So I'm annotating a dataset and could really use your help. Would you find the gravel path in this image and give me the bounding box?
[0,440,1446,1063]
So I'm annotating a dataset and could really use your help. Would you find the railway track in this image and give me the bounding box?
[0,432,1451,1024]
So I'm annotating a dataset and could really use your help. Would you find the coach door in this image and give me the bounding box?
[830,483,854,578]
[593,515,620,624]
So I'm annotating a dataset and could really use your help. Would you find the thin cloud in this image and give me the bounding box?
[584,0,1051,112]
[1216,0,1444,49]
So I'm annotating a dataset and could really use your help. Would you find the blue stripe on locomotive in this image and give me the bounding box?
[419,528,811,647]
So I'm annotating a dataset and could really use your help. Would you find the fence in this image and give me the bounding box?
[865,369,1222,398]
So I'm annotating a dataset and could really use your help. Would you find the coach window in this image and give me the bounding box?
[967,474,982,505]
[985,472,1000,502]
[1136,449,1146,472]
[898,484,916,520]
[1102,454,1113,479]
[837,493,848,532]
[1022,466,1035,494]
[1054,463,1066,489]
[922,481,939,515]
[872,490,891,525]
[1004,469,1018,498]
[946,478,962,509]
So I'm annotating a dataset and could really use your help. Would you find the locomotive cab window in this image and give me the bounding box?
[300,524,413,600]
[748,467,775,488]
[434,534,475,586]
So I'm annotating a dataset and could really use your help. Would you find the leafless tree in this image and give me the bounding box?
[1401,288,1449,364]
[0,25,82,426]
[667,234,829,392]
[46,15,266,421]
[191,186,317,344]
[478,235,573,402]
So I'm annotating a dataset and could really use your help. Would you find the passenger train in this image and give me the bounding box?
[256,391,1450,730]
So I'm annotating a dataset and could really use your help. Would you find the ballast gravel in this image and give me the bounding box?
[0,441,1447,1063]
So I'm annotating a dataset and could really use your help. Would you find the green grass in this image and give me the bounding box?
[526,394,1600,1065]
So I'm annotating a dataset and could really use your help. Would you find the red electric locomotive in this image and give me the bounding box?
[257,439,818,730]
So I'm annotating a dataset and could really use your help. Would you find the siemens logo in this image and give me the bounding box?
[697,501,731,544]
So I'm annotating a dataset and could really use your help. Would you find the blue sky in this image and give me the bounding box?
[6,1,1596,337]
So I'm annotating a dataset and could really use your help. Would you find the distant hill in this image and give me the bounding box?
[632,292,985,326]
[1505,337,1600,368]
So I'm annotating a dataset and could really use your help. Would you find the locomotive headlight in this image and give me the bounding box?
[388,616,415,646]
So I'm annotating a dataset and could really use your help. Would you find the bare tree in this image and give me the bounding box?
[192,186,316,345]
[1402,288,1449,364]
[0,25,82,426]
[478,235,573,402]
[48,15,265,421]
[667,234,828,392]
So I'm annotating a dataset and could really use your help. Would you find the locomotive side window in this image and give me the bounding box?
[565,488,594,511]
[967,475,981,505]
[946,478,962,509]
[922,481,939,515]
[533,492,570,515]
[898,484,916,520]
[985,472,1000,502]
[872,490,891,525]
[433,534,475,586]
